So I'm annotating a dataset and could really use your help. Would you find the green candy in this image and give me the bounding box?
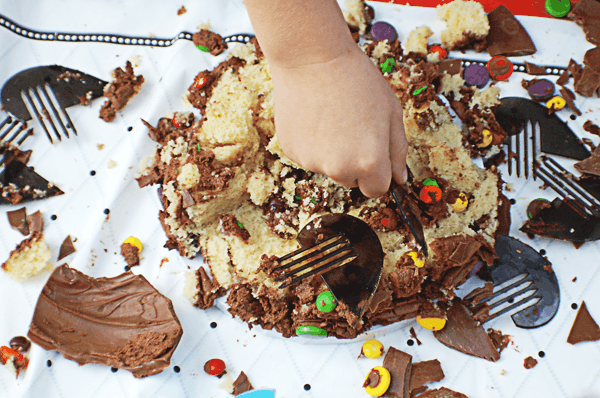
[546,0,570,18]
[196,44,210,52]
[296,325,327,337]
[422,178,439,188]
[412,85,428,96]
[197,143,201,152]
[527,198,550,219]
[380,58,396,74]
[237,220,245,229]
[316,291,337,313]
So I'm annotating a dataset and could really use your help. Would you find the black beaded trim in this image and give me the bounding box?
[0,13,253,47]
[455,57,569,77]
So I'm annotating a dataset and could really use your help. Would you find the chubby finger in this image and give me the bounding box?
[389,107,409,184]
[357,156,392,198]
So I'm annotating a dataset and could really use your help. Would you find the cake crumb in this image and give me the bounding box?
[108,160,117,169]
[97,144,104,150]
[523,356,537,369]
[177,6,187,15]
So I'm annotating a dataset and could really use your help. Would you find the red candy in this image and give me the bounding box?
[429,45,448,60]
[194,75,208,89]
[0,346,28,368]
[419,185,442,204]
[487,56,513,80]
[172,115,182,128]
[204,358,226,376]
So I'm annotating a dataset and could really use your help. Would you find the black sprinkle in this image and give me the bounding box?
[407,339,414,346]
[50,215,57,221]
[124,266,130,272]
[507,298,514,304]
[127,126,133,132]
[174,366,181,373]
[572,303,578,310]
[509,198,516,205]
[46,360,52,367]
[90,170,96,176]
[104,208,110,215]
[570,114,577,121]
[66,123,72,129]
[111,367,118,373]
[538,351,545,358]
[303,384,311,391]
[540,249,546,255]
[210,322,217,329]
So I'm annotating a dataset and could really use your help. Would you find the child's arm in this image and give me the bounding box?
[245,0,408,198]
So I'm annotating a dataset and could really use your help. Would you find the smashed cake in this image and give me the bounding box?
[136,11,504,339]
[2,232,53,281]
[437,0,489,52]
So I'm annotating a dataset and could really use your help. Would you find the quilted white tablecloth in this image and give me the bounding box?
[1,1,599,397]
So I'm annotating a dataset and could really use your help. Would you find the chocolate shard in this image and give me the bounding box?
[27,210,44,234]
[524,62,547,75]
[383,346,412,398]
[232,371,254,396]
[575,67,600,97]
[415,387,469,398]
[57,235,76,261]
[486,5,536,56]
[584,47,600,71]
[409,359,445,393]
[7,207,29,235]
[433,299,500,362]
[569,0,600,46]
[27,265,183,378]
[567,301,600,344]
[559,86,582,117]
[0,157,64,205]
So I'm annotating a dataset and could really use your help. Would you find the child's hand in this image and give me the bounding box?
[270,46,408,198]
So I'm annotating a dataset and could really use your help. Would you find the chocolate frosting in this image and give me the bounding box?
[409,359,445,393]
[433,299,500,362]
[567,301,600,344]
[569,0,600,45]
[383,346,412,398]
[7,207,29,235]
[27,265,183,378]
[486,5,536,56]
[416,387,469,398]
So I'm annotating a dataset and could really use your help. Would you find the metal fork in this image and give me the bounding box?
[0,116,33,148]
[506,120,540,179]
[273,234,357,289]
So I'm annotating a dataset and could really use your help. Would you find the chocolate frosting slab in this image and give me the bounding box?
[486,5,536,56]
[383,346,412,398]
[433,299,500,362]
[567,301,600,344]
[27,265,183,378]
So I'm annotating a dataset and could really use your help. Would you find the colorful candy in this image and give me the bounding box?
[408,251,425,268]
[476,129,493,148]
[363,366,391,397]
[527,79,555,101]
[429,45,448,60]
[360,339,385,359]
[464,64,490,88]
[0,346,28,368]
[422,178,439,188]
[370,21,398,42]
[487,56,513,80]
[9,336,30,353]
[451,192,469,213]
[194,75,208,89]
[316,291,337,313]
[527,198,551,219]
[196,44,210,52]
[123,236,143,253]
[546,95,566,112]
[296,325,327,337]
[415,315,447,331]
[204,358,226,377]
[546,0,570,18]
[420,185,442,204]
[412,85,428,96]
[380,58,396,74]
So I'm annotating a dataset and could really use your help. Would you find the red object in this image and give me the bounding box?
[171,115,182,128]
[0,346,27,367]
[487,56,514,80]
[382,218,389,227]
[204,358,226,376]
[194,76,207,89]
[370,0,580,18]
[419,185,442,203]
[429,45,448,59]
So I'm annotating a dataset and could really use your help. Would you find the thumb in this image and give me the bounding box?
[389,106,409,184]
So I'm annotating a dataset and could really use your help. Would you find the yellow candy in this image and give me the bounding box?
[451,192,469,213]
[476,129,493,148]
[408,252,425,268]
[123,236,143,253]
[364,366,391,397]
[546,96,566,111]
[416,315,447,331]
[361,339,384,359]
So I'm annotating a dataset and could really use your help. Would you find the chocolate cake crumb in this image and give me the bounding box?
[232,371,253,396]
[120,242,140,267]
[219,214,251,243]
[195,267,220,309]
[487,328,511,353]
[192,29,227,56]
[523,356,538,369]
[100,61,144,122]
[177,6,186,15]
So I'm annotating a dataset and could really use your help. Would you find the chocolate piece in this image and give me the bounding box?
[559,86,582,116]
[433,299,500,362]
[527,198,552,218]
[523,356,538,369]
[486,5,536,56]
[575,146,600,176]
[575,67,600,97]
[27,265,183,378]
[525,62,547,75]
[0,157,64,205]
[556,69,570,86]
[120,242,140,267]
[567,301,600,344]
[219,214,251,243]
[27,210,44,234]
[383,346,412,398]
[487,328,511,353]
[524,79,555,101]
[584,120,600,137]
[463,64,489,88]
[409,326,422,346]
[409,359,445,393]
[232,371,254,396]
[569,59,584,87]
[436,59,462,76]
[195,267,220,309]
[584,47,600,71]
[363,368,381,388]
[100,61,144,122]
[57,235,76,261]
[415,387,468,398]
[569,0,600,45]
[370,21,398,42]
[7,207,29,236]
[192,29,228,56]
[9,336,31,353]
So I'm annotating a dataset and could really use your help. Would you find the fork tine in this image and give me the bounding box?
[40,84,69,139]
[5,124,29,146]
[44,85,78,137]
[31,86,62,142]
[274,234,346,270]
[507,133,513,176]
[486,293,540,321]
[0,117,21,142]
[277,251,358,289]
[0,115,12,132]
[16,128,34,146]
[524,121,530,179]
[274,244,354,282]
[22,90,54,143]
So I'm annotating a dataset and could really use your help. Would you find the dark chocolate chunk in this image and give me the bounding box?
[436,59,463,76]
[232,371,254,396]
[569,0,600,45]
[463,64,489,88]
[433,299,500,362]
[487,5,536,56]
[370,21,398,42]
[524,61,547,75]
[7,207,29,235]
[383,346,412,398]
[567,301,600,344]
[523,356,538,369]
[584,120,600,137]
[57,235,76,261]
[9,336,31,352]
[27,265,183,378]
[409,359,445,393]
[27,210,44,234]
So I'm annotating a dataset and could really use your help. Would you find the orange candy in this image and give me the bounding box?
[419,185,442,204]
[429,45,448,60]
